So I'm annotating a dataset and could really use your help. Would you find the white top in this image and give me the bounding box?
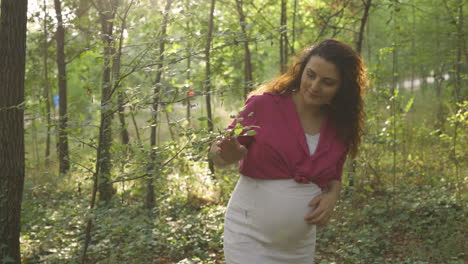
[305,133,320,155]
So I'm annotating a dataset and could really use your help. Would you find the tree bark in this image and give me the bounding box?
[291,0,297,55]
[0,1,27,263]
[350,0,372,187]
[43,0,52,165]
[54,0,70,175]
[410,3,415,93]
[186,33,192,125]
[454,0,463,102]
[95,0,120,202]
[279,0,288,73]
[205,0,216,175]
[114,3,130,146]
[81,1,120,260]
[185,0,192,127]
[147,0,173,209]
[355,0,372,54]
[235,0,254,99]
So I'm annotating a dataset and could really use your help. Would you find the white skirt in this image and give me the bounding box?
[223,175,322,264]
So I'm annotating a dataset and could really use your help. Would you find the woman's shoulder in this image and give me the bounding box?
[246,91,288,106]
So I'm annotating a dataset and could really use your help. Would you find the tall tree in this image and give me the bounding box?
[355,0,372,54]
[147,0,173,209]
[349,0,372,187]
[291,0,297,55]
[279,0,288,73]
[0,1,28,263]
[235,0,254,99]
[114,1,132,146]
[43,0,52,165]
[451,0,464,102]
[185,0,192,127]
[54,0,70,174]
[205,0,216,174]
[81,1,122,261]
[94,0,120,202]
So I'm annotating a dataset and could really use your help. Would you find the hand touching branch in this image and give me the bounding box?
[210,136,247,168]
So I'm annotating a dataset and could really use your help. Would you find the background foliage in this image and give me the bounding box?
[20,0,466,263]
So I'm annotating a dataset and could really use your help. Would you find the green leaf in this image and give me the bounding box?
[404,97,415,113]
[234,127,243,135]
[166,103,173,113]
[244,130,256,136]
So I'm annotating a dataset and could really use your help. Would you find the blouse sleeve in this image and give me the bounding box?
[226,95,260,148]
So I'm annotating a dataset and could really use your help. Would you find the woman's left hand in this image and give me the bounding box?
[304,191,339,226]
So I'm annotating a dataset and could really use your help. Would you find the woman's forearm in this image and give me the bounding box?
[326,180,342,197]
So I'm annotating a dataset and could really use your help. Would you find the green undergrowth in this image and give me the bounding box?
[316,184,465,264]
[20,175,465,264]
[20,181,226,264]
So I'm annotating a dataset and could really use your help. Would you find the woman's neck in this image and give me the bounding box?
[291,91,324,119]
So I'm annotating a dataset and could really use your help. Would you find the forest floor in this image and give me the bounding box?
[19,170,465,264]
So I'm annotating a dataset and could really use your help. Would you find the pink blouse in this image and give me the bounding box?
[227,92,348,189]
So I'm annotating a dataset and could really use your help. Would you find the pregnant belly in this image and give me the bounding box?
[226,176,321,249]
[250,190,317,247]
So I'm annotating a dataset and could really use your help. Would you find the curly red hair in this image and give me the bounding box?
[251,39,367,157]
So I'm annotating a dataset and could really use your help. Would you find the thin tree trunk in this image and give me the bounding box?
[96,0,119,202]
[235,0,254,99]
[117,93,129,145]
[355,0,372,54]
[291,0,297,55]
[410,3,415,93]
[453,0,464,198]
[454,0,463,103]
[114,1,132,146]
[81,97,109,263]
[147,0,173,209]
[0,1,27,263]
[366,13,371,69]
[186,46,192,126]
[81,1,119,260]
[391,15,399,203]
[205,0,216,175]
[43,0,52,165]
[130,106,141,142]
[165,110,175,141]
[435,12,445,130]
[54,0,70,175]
[115,32,129,146]
[350,0,372,187]
[279,0,288,73]
[185,0,192,126]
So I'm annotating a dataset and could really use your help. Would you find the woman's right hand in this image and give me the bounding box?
[210,136,247,167]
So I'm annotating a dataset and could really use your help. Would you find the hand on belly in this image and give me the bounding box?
[251,196,317,247]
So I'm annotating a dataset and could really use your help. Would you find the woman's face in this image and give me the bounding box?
[298,55,341,107]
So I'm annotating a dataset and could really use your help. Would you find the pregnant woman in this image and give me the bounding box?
[210,39,367,263]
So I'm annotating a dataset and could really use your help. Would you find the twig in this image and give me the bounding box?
[111,135,194,183]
